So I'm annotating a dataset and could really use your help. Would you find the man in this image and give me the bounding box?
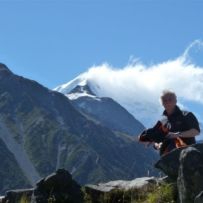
[139,90,200,155]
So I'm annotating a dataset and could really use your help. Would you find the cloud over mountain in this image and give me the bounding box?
[55,40,203,129]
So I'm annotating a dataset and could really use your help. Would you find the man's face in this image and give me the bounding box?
[162,95,176,113]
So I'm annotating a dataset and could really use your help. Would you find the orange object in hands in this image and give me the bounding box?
[175,137,187,148]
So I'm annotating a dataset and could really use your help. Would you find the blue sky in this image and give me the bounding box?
[0,0,203,89]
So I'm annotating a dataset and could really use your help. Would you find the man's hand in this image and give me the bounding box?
[166,132,180,139]
[153,142,162,150]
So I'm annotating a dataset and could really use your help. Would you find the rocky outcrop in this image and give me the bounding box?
[85,176,158,192]
[2,189,33,203]
[195,191,203,203]
[3,144,203,203]
[178,147,203,203]
[84,177,160,203]
[2,169,83,203]
[33,169,83,203]
[155,145,186,180]
[155,143,203,179]
[155,143,203,203]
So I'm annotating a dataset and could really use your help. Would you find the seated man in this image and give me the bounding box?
[139,90,200,155]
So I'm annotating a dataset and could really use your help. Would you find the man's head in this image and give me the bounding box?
[160,90,177,115]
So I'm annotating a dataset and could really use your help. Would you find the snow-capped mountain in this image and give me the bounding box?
[70,84,144,136]
[54,74,161,128]
[54,73,203,140]
[54,76,145,136]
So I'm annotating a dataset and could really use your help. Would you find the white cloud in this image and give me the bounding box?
[78,41,202,125]
[85,57,203,104]
[55,40,203,131]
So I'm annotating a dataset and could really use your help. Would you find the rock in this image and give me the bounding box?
[84,177,159,203]
[155,146,187,180]
[2,169,83,203]
[155,144,203,202]
[155,143,203,180]
[177,147,203,203]
[194,191,203,203]
[33,168,83,203]
[86,177,157,192]
[2,188,33,203]
[0,196,4,203]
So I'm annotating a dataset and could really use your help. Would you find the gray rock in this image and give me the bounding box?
[84,177,159,203]
[1,169,83,203]
[85,176,158,192]
[177,147,203,203]
[155,143,203,180]
[155,144,203,202]
[2,188,33,203]
[194,191,203,203]
[155,147,184,180]
[0,198,3,203]
[33,169,83,203]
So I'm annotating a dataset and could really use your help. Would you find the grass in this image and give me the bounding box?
[132,182,177,203]
[84,182,178,203]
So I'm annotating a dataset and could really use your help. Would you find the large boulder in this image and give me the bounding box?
[177,147,203,203]
[155,143,203,180]
[33,168,83,203]
[194,191,203,203]
[155,144,203,203]
[2,169,83,203]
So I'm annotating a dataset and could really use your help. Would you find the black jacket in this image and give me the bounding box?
[162,105,200,145]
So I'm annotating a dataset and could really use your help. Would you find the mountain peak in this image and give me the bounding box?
[54,75,98,100]
[67,84,99,101]
[0,63,13,74]
[54,75,88,94]
[69,84,96,96]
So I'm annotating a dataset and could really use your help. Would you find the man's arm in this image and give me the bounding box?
[167,112,201,139]
[179,129,200,138]
[167,129,200,139]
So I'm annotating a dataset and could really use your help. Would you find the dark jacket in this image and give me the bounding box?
[162,105,200,145]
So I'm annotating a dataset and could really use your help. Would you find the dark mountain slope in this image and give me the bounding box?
[67,84,145,136]
[0,63,158,194]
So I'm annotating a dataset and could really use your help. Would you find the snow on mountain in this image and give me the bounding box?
[54,73,146,135]
[54,74,103,101]
[54,73,161,127]
[67,84,101,101]
[65,84,145,135]
[55,74,203,140]
[54,40,203,136]
[0,63,158,193]
[54,74,88,95]
[54,66,203,140]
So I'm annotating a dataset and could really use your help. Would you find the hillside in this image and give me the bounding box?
[0,63,158,194]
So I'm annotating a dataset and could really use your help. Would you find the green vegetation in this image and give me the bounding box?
[83,182,177,203]
[140,183,177,203]
[19,193,31,203]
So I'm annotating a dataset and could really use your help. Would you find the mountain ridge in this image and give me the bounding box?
[0,63,158,194]
[65,83,145,136]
